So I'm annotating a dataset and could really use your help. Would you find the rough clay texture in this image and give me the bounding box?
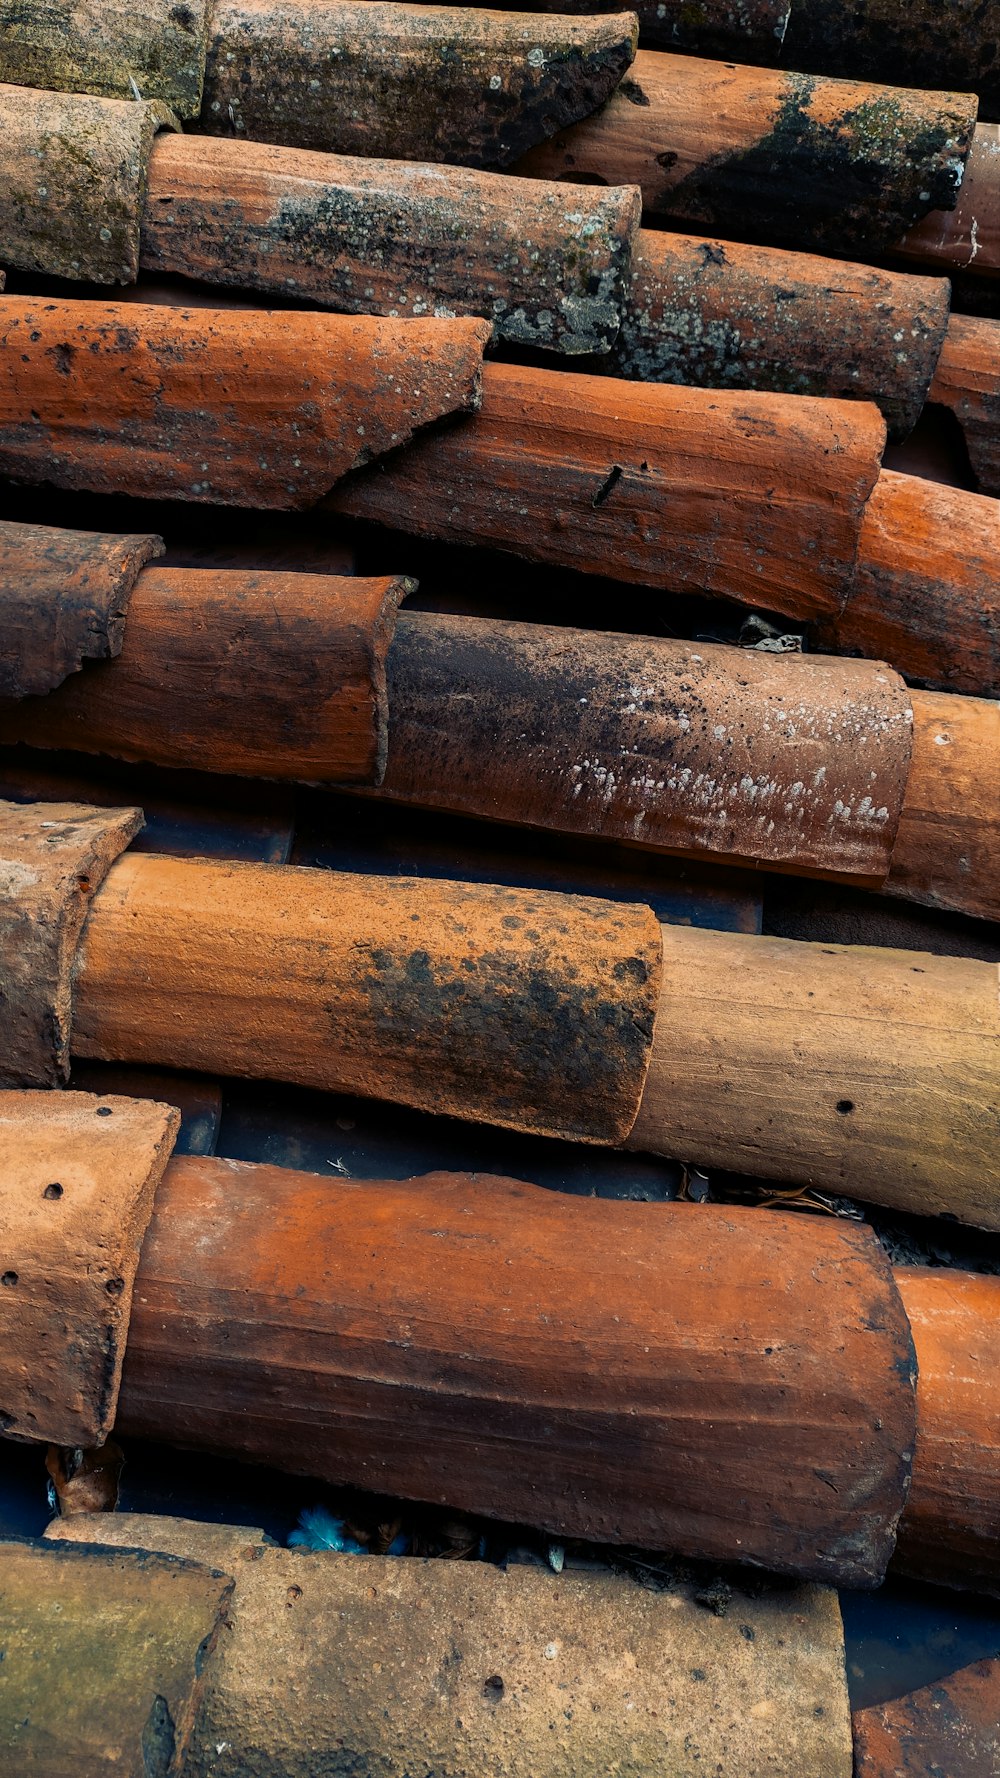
[142,134,640,356]
[0,299,489,509]
[629,924,1000,1217]
[202,0,638,169]
[0,1536,232,1776]
[612,229,950,440]
[885,690,999,925]
[331,361,886,625]
[0,1089,179,1445]
[73,855,663,1143]
[853,1657,1000,1777]
[0,83,178,283]
[115,1160,916,1587]
[895,123,1000,277]
[0,798,142,1087]
[517,51,976,256]
[380,614,915,882]
[831,471,1000,699]
[0,0,209,118]
[0,566,407,786]
[929,314,1000,496]
[0,518,163,699]
[894,1269,1000,1594]
[50,1513,854,1778]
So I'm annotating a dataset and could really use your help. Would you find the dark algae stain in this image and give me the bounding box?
[660,74,972,255]
[351,886,660,1143]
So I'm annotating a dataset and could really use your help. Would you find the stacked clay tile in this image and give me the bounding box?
[0,1,998,1772]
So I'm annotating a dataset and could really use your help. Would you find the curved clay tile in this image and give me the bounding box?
[0,84,177,283]
[140,134,640,356]
[613,229,950,440]
[115,1157,916,1587]
[0,556,409,786]
[331,360,886,623]
[0,799,143,1087]
[404,0,792,59]
[893,122,1000,279]
[73,852,664,1143]
[0,1088,179,1444]
[0,519,163,699]
[929,314,1000,496]
[0,1540,231,1773]
[0,0,209,118]
[627,922,1000,1220]
[376,615,915,884]
[201,0,639,168]
[0,299,489,509]
[853,1657,1000,1778]
[893,1268,1000,1596]
[830,470,1000,699]
[516,50,977,256]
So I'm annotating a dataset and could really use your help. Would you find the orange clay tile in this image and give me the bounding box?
[828,470,1000,699]
[893,1268,1000,1597]
[329,360,885,623]
[613,229,950,440]
[72,852,663,1145]
[201,0,638,168]
[0,1089,178,1445]
[515,51,975,256]
[885,690,1000,924]
[853,1658,1000,1777]
[0,564,408,785]
[0,298,489,509]
[894,122,1000,279]
[929,313,1000,497]
[0,799,142,1087]
[377,615,915,884]
[140,133,640,356]
[116,1158,915,1587]
[0,518,163,699]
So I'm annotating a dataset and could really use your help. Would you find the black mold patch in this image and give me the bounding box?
[348,887,660,1143]
[658,73,974,255]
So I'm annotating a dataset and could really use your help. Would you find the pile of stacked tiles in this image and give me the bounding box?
[0,1,997,1771]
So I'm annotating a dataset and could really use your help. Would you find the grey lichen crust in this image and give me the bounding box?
[0,0,209,118]
[142,146,642,355]
[0,84,178,283]
[202,0,639,169]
